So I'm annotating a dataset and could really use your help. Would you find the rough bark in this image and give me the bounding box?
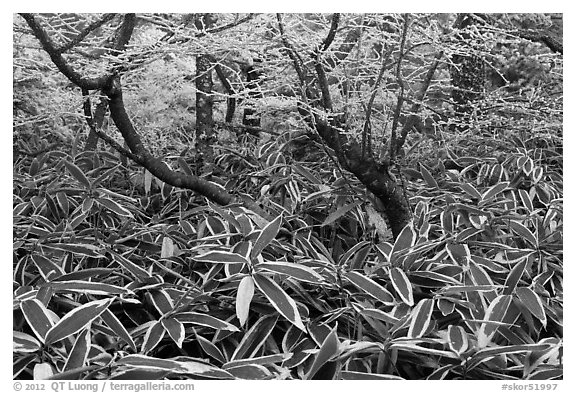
[450,14,486,123]
[194,14,217,168]
[213,61,236,123]
[278,14,412,238]
[242,60,264,131]
[84,14,136,151]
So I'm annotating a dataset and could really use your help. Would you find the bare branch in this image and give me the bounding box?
[362,46,392,158]
[20,13,111,90]
[396,51,443,151]
[389,14,410,162]
[57,13,117,53]
[320,13,340,52]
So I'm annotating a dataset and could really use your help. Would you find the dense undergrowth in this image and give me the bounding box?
[13,123,563,380]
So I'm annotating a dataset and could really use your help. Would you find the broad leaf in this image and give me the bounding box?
[20,299,54,343]
[13,331,41,353]
[194,251,250,265]
[407,298,434,338]
[63,329,90,371]
[251,214,282,259]
[344,271,395,305]
[141,321,165,354]
[516,287,546,324]
[305,327,339,380]
[447,325,468,356]
[101,309,136,352]
[175,312,239,332]
[63,160,91,189]
[389,267,414,306]
[256,261,323,284]
[322,201,362,226]
[477,295,513,348]
[44,298,111,345]
[253,273,306,331]
[236,276,255,327]
[161,318,185,348]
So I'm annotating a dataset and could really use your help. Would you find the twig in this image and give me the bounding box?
[56,13,117,53]
[362,45,392,158]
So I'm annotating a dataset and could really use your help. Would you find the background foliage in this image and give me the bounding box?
[13,13,562,380]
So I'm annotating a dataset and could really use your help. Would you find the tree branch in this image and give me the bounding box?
[389,14,410,162]
[395,51,443,152]
[362,45,391,158]
[57,13,117,53]
[320,13,340,52]
[20,13,111,90]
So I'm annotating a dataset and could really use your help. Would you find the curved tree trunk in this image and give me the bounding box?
[278,13,413,239]
[84,13,136,151]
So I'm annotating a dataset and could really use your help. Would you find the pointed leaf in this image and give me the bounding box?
[226,364,272,379]
[45,298,111,345]
[257,261,323,284]
[161,318,185,348]
[251,214,282,259]
[448,325,468,355]
[459,183,482,200]
[477,295,513,348]
[20,299,54,343]
[141,321,165,354]
[194,251,250,265]
[111,253,151,281]
[13,331,41,353]
[97,197,133,218]
[223,353,292,369]
[481,181,509,203]
[45,280,131,296]
[236,276,255,327]
[446,242,470,265]
[31,255,65,280]
[148,289,174,315]
[175,312,239,332]
[63,160,91,189]
[101,309,136,352]
[407,298,434,338]
[391,224,416,256]
[232,315,278,360]
[253,273,306,331]
[503,258,528,295]
[116,354,186,372]
[322,201,362,226]
[63,329,90,371]
[516,287,546,324]
[305,327,339,380]
[194,331,226,363]
[509,221,538,248]
[419,163,438,188]
[341,371,404,380]
[518,189,533,212]
[344,271,395,305]
[390,267,414,306]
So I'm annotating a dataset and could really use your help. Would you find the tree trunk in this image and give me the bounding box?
[195,54,215,166]
[242,59,263,132]
[194,14,217,168]
[450,14,485,125]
